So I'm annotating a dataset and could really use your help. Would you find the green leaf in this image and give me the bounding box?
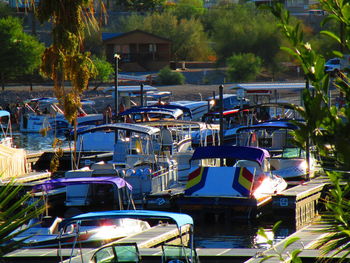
[283,237,300,249]
[320,30,341,43]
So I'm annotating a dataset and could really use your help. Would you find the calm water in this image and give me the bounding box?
[13,132,293,249]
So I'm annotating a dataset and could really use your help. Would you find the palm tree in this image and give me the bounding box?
[0,180,44,256]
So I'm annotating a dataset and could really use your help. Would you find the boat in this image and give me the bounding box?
[176,145,288,219]
[0,110,13,147]
[119,105,186,122]
[142,120,220,181]
[68,123,179,202]
[12,212,151,249]
[32,176,135,217]
[235,120,319,181]
[19,97,103,133]
[88,210,198,263]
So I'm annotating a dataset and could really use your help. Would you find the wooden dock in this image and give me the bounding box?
[272,176,330,230]
[4,220,347,263]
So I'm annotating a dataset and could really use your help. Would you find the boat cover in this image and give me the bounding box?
[75,123,160,136]
[236,121,299,132]
[60,210,193,228]
[0,110,10,118]
[32,176,132,192]
[184,166,259,197]
[120,106,184,119]
[0,144,27,179]
[190,145,270,166]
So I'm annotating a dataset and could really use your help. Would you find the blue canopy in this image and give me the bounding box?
[236,121,299,132]
[60,210,193,228]
[190,145,270,166]
[32,176,133,192]
[0,110,10,118]
[149,104,192,118]
[120,106,184,119]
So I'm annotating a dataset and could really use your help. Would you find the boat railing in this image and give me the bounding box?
[151,163,178,194]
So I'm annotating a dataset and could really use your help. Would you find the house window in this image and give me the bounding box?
[149,44,157,53]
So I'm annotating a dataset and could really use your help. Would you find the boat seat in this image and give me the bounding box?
[91,162,117,176]
[234,160,261,170]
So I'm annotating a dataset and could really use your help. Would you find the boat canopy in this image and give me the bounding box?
[60,210,193,229]
[32,176,132,193]
[229,82,314,91]
[149,104,192,118]
[0,110,10,118]
[24,97,59,104]
[75,123,160,136]
[103,85,158,94]
[236,121,299,132]
[120,106,184,119]
[190,145,270,166]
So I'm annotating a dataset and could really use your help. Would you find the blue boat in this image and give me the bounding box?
[176,145,288,219]
[87,210,198,263]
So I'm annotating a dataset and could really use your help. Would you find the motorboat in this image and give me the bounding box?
[0,110,13,147]
[11,211,151,249]
[19,97,103,133]
[176,145,288,219]
[235,120,319,181]
[88,210,198,263]
[119,105,185,122]
[68,123,179,202]
[32,176,135,217]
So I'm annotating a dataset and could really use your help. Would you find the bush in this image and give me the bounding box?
[226,53,262,82]
[157,66,185,85]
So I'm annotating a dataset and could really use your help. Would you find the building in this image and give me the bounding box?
[102,30,172,72]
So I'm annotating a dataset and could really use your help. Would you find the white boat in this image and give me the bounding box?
[177,145,288,219]
[235,120,319,181]
[73,123,179,201]
[19,97,103,133]
[0,110,13,147]
[12,212,151,248]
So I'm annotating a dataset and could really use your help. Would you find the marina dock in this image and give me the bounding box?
[4,221,346,263]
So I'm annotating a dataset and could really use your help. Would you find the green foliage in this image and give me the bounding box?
[114,0,166,12]
[267,1,350,261]
[157,66,185,85]
[91,56,113,87]
[226,53,262,82]
[204,4,283,69]
[257,221,302,263]
[0,181,44,256]
[0,16,44,83]
[117,11,212,61]
[167,0,206,20]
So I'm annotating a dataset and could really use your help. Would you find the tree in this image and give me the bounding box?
[267,2,350,261]
[117,11,212,61]
[226,53,262,82]
[114,0,166,12]
[167,0,206,20]
[0,181,44,256]
[91,56,113,88]
[0,2,13,18]
[203,4,284,70]
[0,16,44,89]
[35,0,99,167]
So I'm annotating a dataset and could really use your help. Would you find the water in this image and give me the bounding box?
[13,132,293,249]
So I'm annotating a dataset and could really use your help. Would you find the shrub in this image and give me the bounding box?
[226,53,262,82]
[157,66,185,85]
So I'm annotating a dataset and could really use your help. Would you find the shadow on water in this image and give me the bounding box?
[194,217,296,249]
